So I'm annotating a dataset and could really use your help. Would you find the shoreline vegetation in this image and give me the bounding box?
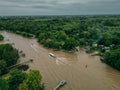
[0,15,120,63]
[0,34,4,41]
[0,33,44,90]
[0,15,120,89]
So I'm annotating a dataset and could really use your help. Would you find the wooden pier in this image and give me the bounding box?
[8,59,33,69]
[53,80,67,90]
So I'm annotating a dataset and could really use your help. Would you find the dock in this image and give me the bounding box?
[53,80,67,90]
[8,59,33,69]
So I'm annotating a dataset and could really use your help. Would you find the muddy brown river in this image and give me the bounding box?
[0,31,120,90]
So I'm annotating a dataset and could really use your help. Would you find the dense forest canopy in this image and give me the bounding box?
[0,15,120,50]
[0,44,19,75]
[0,15,120,70]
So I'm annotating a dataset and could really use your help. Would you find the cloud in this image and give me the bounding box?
[0,0,120,15]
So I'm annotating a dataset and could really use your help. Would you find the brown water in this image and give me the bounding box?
[0,31,120,90]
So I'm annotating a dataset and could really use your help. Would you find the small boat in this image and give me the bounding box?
[49,53,56,58]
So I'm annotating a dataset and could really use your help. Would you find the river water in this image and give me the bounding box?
[0,31,120,90]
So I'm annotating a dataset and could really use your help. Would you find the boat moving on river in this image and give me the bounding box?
[49,53,56,58]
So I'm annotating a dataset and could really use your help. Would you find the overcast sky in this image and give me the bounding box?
[0,0,120,16]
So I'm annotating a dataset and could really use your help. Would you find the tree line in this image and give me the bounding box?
[0,15,120,70]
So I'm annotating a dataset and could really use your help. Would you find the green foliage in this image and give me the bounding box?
[0,60,8,75]
[8,69,26,90]
[0,16,109,51]
[0,34,4,41]
[0,15,120,71]
[19,82,29,90]
[98,33,113,46]
[0,44,19,76]
[104,47,120,70]
[0,44,19,67]
[16,31,35,38]
[63,38,79,50]
[0,78,9,90]
[0,69,44,90]
[24,70,44,90]
[17,65,29,71]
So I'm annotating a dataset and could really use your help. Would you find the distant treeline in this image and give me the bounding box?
[0,15,120,70]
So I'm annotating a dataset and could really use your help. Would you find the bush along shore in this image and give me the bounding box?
[0,44,44,90]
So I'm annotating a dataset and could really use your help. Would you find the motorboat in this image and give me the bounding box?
[49,53,56,58]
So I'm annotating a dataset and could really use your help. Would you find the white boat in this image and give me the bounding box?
[49,53,56,58]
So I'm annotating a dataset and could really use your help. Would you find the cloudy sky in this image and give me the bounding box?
[0,0,120,16]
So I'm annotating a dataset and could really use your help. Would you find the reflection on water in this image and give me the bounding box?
[0,31,120,90]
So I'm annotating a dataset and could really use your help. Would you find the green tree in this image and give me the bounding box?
[0,60,8,75]
[63,38,79,50]
[56,31,67,40]
[104,47,120,70]
[0,78,9,90]
[0,44,19,67]
[0,34,4,41]
[24,70,44,90]
[9,69,26,90]
[99,33,113,46]
[19,82,28,90]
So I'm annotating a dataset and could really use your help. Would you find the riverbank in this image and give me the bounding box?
[0,31,120,90]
